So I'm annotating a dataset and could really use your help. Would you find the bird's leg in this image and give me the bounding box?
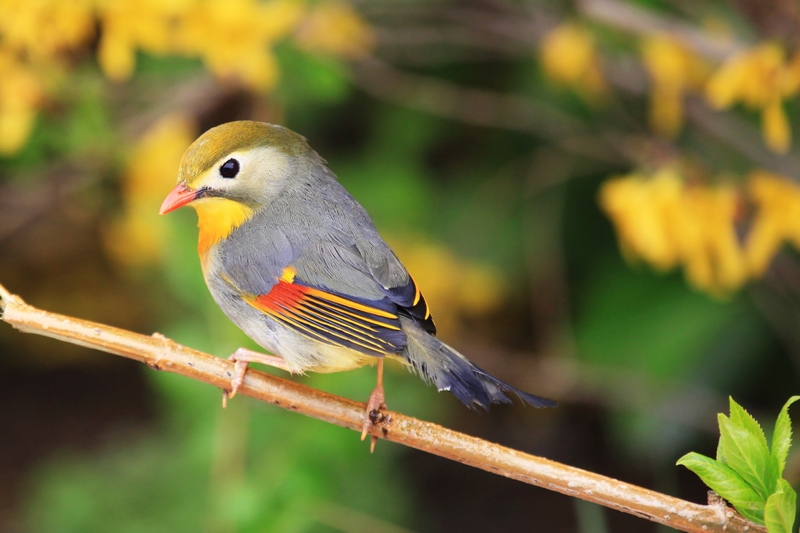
[361,358,387,452]
[222,347,291,407]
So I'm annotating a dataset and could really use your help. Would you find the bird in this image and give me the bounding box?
[159,120,555,449]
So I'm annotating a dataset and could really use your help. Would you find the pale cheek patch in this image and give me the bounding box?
[187,147,291,200]
[243,146,291,199]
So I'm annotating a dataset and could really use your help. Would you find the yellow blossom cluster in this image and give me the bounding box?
[104,114,197,267]
[707,43,800,154]
[600,168,745,294]
[0,48,45,154]
[539,22,606,103]
[0,0,373,155]
[96,0,307,88]
[746,171,800,275]
[0,0,95,60]
[640,36,710,137]
[540,22,800,153]
[599,168,800,294]
[0,0,95,154]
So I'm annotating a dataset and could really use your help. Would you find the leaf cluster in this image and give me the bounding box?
[677,396,799,532]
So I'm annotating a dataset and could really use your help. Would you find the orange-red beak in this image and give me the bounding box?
[160,183,199,215]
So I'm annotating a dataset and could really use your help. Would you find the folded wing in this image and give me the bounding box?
[246,267,408,356]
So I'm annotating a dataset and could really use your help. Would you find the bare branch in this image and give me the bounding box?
[352,57,625,165]
[578,0,746,60]
[0,282,765,533]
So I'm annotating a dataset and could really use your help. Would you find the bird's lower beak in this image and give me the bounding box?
[160,183,199,215]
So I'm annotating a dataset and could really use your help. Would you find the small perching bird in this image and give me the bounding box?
[160,121,555,449]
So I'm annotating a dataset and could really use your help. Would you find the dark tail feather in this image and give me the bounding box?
[400,317,556,410]
[472,368,557,409]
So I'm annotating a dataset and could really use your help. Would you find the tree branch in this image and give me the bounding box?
[578,0,745,60]
[352,57,626,166]
[0,283,764,533]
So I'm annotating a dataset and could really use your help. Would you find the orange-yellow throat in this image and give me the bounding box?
[192,197,254,258]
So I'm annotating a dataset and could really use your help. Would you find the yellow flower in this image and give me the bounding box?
[98,26,136,81]
[745,171,800,276]
[180,0,303,90]
[539,22,606,102]
[599,170,682,270]
[762,97,791,153]
[0,107,37,155]
[294,1,374,58]
[706,53,748,109]
[600,168,747,294]
[97,0,303,89]
[0,0,95,60]
[783,50,800,94]
[706,43,796,153]
[0,48,44,154]
[97,0,194,81]
[709,187,747,291]
[641,36,709,137]
[104,115,196,267]
[681,184,746,293]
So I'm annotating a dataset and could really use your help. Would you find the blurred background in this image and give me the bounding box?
[1,0,799,531]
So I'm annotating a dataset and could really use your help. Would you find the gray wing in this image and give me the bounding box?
[294,175,437,335]
[220,166,436,347]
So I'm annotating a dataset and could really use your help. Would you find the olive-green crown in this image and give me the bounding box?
[179,121,309,185]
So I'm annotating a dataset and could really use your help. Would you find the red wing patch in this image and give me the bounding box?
[246,272,407,356]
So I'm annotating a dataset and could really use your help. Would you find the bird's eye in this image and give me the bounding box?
[219,158,240,179]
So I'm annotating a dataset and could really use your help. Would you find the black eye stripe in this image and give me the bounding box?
[219,158,240,179]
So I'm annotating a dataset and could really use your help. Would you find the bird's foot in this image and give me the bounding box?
[360,384,387,453]
[222,348,291,408]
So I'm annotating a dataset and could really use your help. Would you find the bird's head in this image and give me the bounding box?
[160,121,313,255]
[160,120,311,216]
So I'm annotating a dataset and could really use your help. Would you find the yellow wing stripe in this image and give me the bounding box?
[412,278,421,306]
[294,301,378,334]
[261,308,333,345]
[304,287,398,319]
[304,296,402,331]
[299,299,379,332]
[247,292,397,353]
[289,305,394,350]
[264,306,391,353]
[243,272,405,355]
[281,311,390,352]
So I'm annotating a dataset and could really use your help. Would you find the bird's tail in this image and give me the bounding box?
[400,317,556,410]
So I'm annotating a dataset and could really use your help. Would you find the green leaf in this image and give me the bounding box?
[772,396,800,476]
[719,413,773,500]
[727,398,778,494]
[677,452,765,524]
[764,479,797,533]
[717,435,726,465]
[729,397,770,457]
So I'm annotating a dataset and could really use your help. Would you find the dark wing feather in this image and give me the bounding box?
[381,276,436,335]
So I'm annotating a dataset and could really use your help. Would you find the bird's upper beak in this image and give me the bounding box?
[160,183,199,215]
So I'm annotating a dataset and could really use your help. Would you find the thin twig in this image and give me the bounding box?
[352,57,625,165]
[578,0,746,60]
[0,283,764,533]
